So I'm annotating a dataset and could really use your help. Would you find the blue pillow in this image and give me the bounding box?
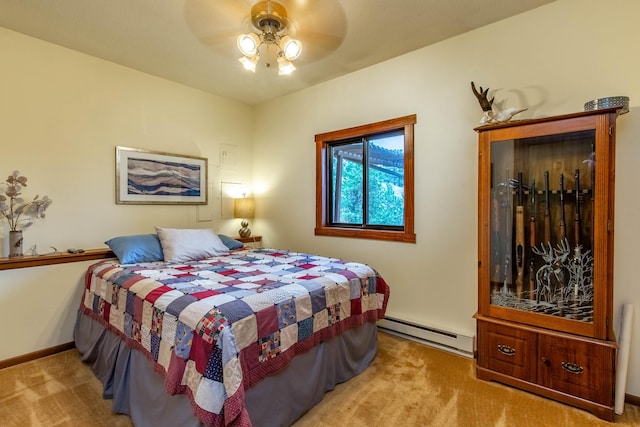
[105,234,164,264]
[218,234,244,250]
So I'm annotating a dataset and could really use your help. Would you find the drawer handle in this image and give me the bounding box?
[561,362,584,374]
[497,344,516,356]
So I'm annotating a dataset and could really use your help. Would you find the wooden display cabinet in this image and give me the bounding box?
[474,108,624,421]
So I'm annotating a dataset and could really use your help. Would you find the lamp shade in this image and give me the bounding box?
[234,198,255,219]
[277,55,296,75]
[280,36,302,60]
[239,55,259,72]
[237,33,260,57]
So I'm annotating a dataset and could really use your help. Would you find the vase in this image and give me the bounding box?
[9,230,24,257]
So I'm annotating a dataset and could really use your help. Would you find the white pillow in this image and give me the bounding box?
[155,227,229,263]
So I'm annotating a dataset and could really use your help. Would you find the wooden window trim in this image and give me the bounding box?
[315,114,416,243]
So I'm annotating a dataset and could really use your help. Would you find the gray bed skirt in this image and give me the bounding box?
[74,310,378,427]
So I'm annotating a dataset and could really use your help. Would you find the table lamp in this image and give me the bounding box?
[234,197,255,238]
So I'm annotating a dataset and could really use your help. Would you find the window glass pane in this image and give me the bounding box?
[489,130,596,318]
[330,142,363,224]
[315,114,415,243]
[367,133,404,226]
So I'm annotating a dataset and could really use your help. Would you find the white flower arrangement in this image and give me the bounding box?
[0,170,53,232]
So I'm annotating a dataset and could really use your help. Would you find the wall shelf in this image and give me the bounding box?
[0,248,115,271]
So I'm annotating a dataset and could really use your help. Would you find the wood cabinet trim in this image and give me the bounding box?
[473,107,621,132]
[475,315,617,348]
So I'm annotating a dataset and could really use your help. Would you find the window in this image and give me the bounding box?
[315,115,416,242]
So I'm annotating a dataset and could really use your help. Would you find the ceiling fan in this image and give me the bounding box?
[184,0,346,74]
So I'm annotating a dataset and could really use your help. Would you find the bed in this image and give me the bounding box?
[74,229,390,427]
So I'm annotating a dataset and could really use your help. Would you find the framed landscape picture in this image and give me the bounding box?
[116,146,208,205]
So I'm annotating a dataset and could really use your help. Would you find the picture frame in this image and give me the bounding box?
[116,146,208,205]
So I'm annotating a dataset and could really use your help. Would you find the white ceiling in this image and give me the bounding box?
[0,0,555,105]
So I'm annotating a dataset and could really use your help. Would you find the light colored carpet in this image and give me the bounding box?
[1,331,638,426]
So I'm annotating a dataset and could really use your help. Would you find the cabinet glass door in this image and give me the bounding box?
[489,130,595,322]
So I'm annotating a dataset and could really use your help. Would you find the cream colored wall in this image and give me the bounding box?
[0,27,253,359]
[252,0,640,397]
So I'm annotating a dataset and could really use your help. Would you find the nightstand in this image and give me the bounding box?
[235,235,262,249]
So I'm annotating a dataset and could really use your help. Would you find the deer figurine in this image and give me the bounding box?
[471,81,527,125]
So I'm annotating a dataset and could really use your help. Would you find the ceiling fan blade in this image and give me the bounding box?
[294,28,344,52]
[279,0,347,58]
[198,30,245,52]
[184,0,254,51]
[184,0,253,25]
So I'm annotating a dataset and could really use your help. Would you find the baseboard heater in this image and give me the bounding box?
[377,316,475,358]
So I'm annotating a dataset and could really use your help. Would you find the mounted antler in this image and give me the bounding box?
[471,81,494,112]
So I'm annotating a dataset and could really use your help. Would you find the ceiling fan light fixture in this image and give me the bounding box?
[277,54,295,75]
[237,33,260,57]
[280,35,302,60]
[239,54,259,72]
[237,1,301,75]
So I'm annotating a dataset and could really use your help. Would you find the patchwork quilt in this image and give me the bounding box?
[80,248,390,427]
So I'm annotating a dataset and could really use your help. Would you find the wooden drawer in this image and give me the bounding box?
[477,320,537,382]
[538,333,616,406]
